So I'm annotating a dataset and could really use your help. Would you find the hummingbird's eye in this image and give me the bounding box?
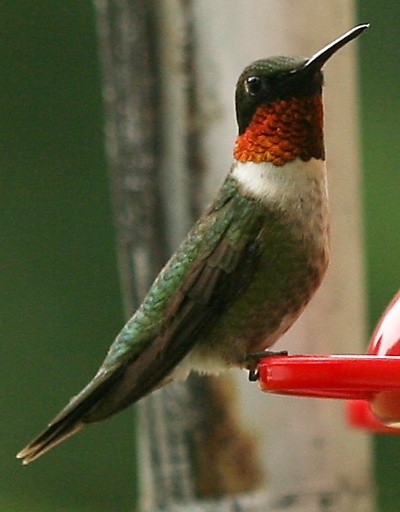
[245,76,263,96]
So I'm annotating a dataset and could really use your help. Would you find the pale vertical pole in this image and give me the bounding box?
[193,1,376,511]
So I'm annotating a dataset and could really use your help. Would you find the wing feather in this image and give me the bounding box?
[17,176,267,463]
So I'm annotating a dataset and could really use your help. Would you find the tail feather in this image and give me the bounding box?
[17,421,84,465]
[17,368,123,464]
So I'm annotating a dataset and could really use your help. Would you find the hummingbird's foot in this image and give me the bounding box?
[244,350,289,382]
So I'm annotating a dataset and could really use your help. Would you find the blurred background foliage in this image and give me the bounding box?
[0,2,134,511]
[358,2,400,510]
[0,1,398,510]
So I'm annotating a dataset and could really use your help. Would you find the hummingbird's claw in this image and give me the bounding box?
[245,349,289,365]
[248,368,259,382]
[245,350,289,382]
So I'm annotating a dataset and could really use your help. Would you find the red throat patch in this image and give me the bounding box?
[234,95,324,165]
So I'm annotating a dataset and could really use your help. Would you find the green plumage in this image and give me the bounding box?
[102,174,266,371]
[18,170,324,463]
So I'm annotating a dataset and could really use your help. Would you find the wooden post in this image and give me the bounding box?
[192,1,376,510]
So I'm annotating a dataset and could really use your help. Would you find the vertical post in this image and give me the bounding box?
[192,1,375,510]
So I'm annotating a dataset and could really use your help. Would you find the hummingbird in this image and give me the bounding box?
[17,24,368,464]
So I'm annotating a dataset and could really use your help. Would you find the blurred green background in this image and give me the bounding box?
[0,2,135,511]
[0,1,399,511]
[358,2,400,510]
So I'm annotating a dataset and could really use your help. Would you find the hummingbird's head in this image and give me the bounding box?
[234,24,369,165]
[235,55,318,135]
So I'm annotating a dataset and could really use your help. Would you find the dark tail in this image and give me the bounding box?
[17,368,123,464]
[17,419,84,464]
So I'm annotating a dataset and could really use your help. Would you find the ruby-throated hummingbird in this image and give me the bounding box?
[17,24,368,464]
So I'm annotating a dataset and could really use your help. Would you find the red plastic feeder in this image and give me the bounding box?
[257,290,400,433]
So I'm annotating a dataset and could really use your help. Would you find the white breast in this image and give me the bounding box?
[231,158,329,240]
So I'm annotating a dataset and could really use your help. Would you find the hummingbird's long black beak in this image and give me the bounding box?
[302,23,369,72]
